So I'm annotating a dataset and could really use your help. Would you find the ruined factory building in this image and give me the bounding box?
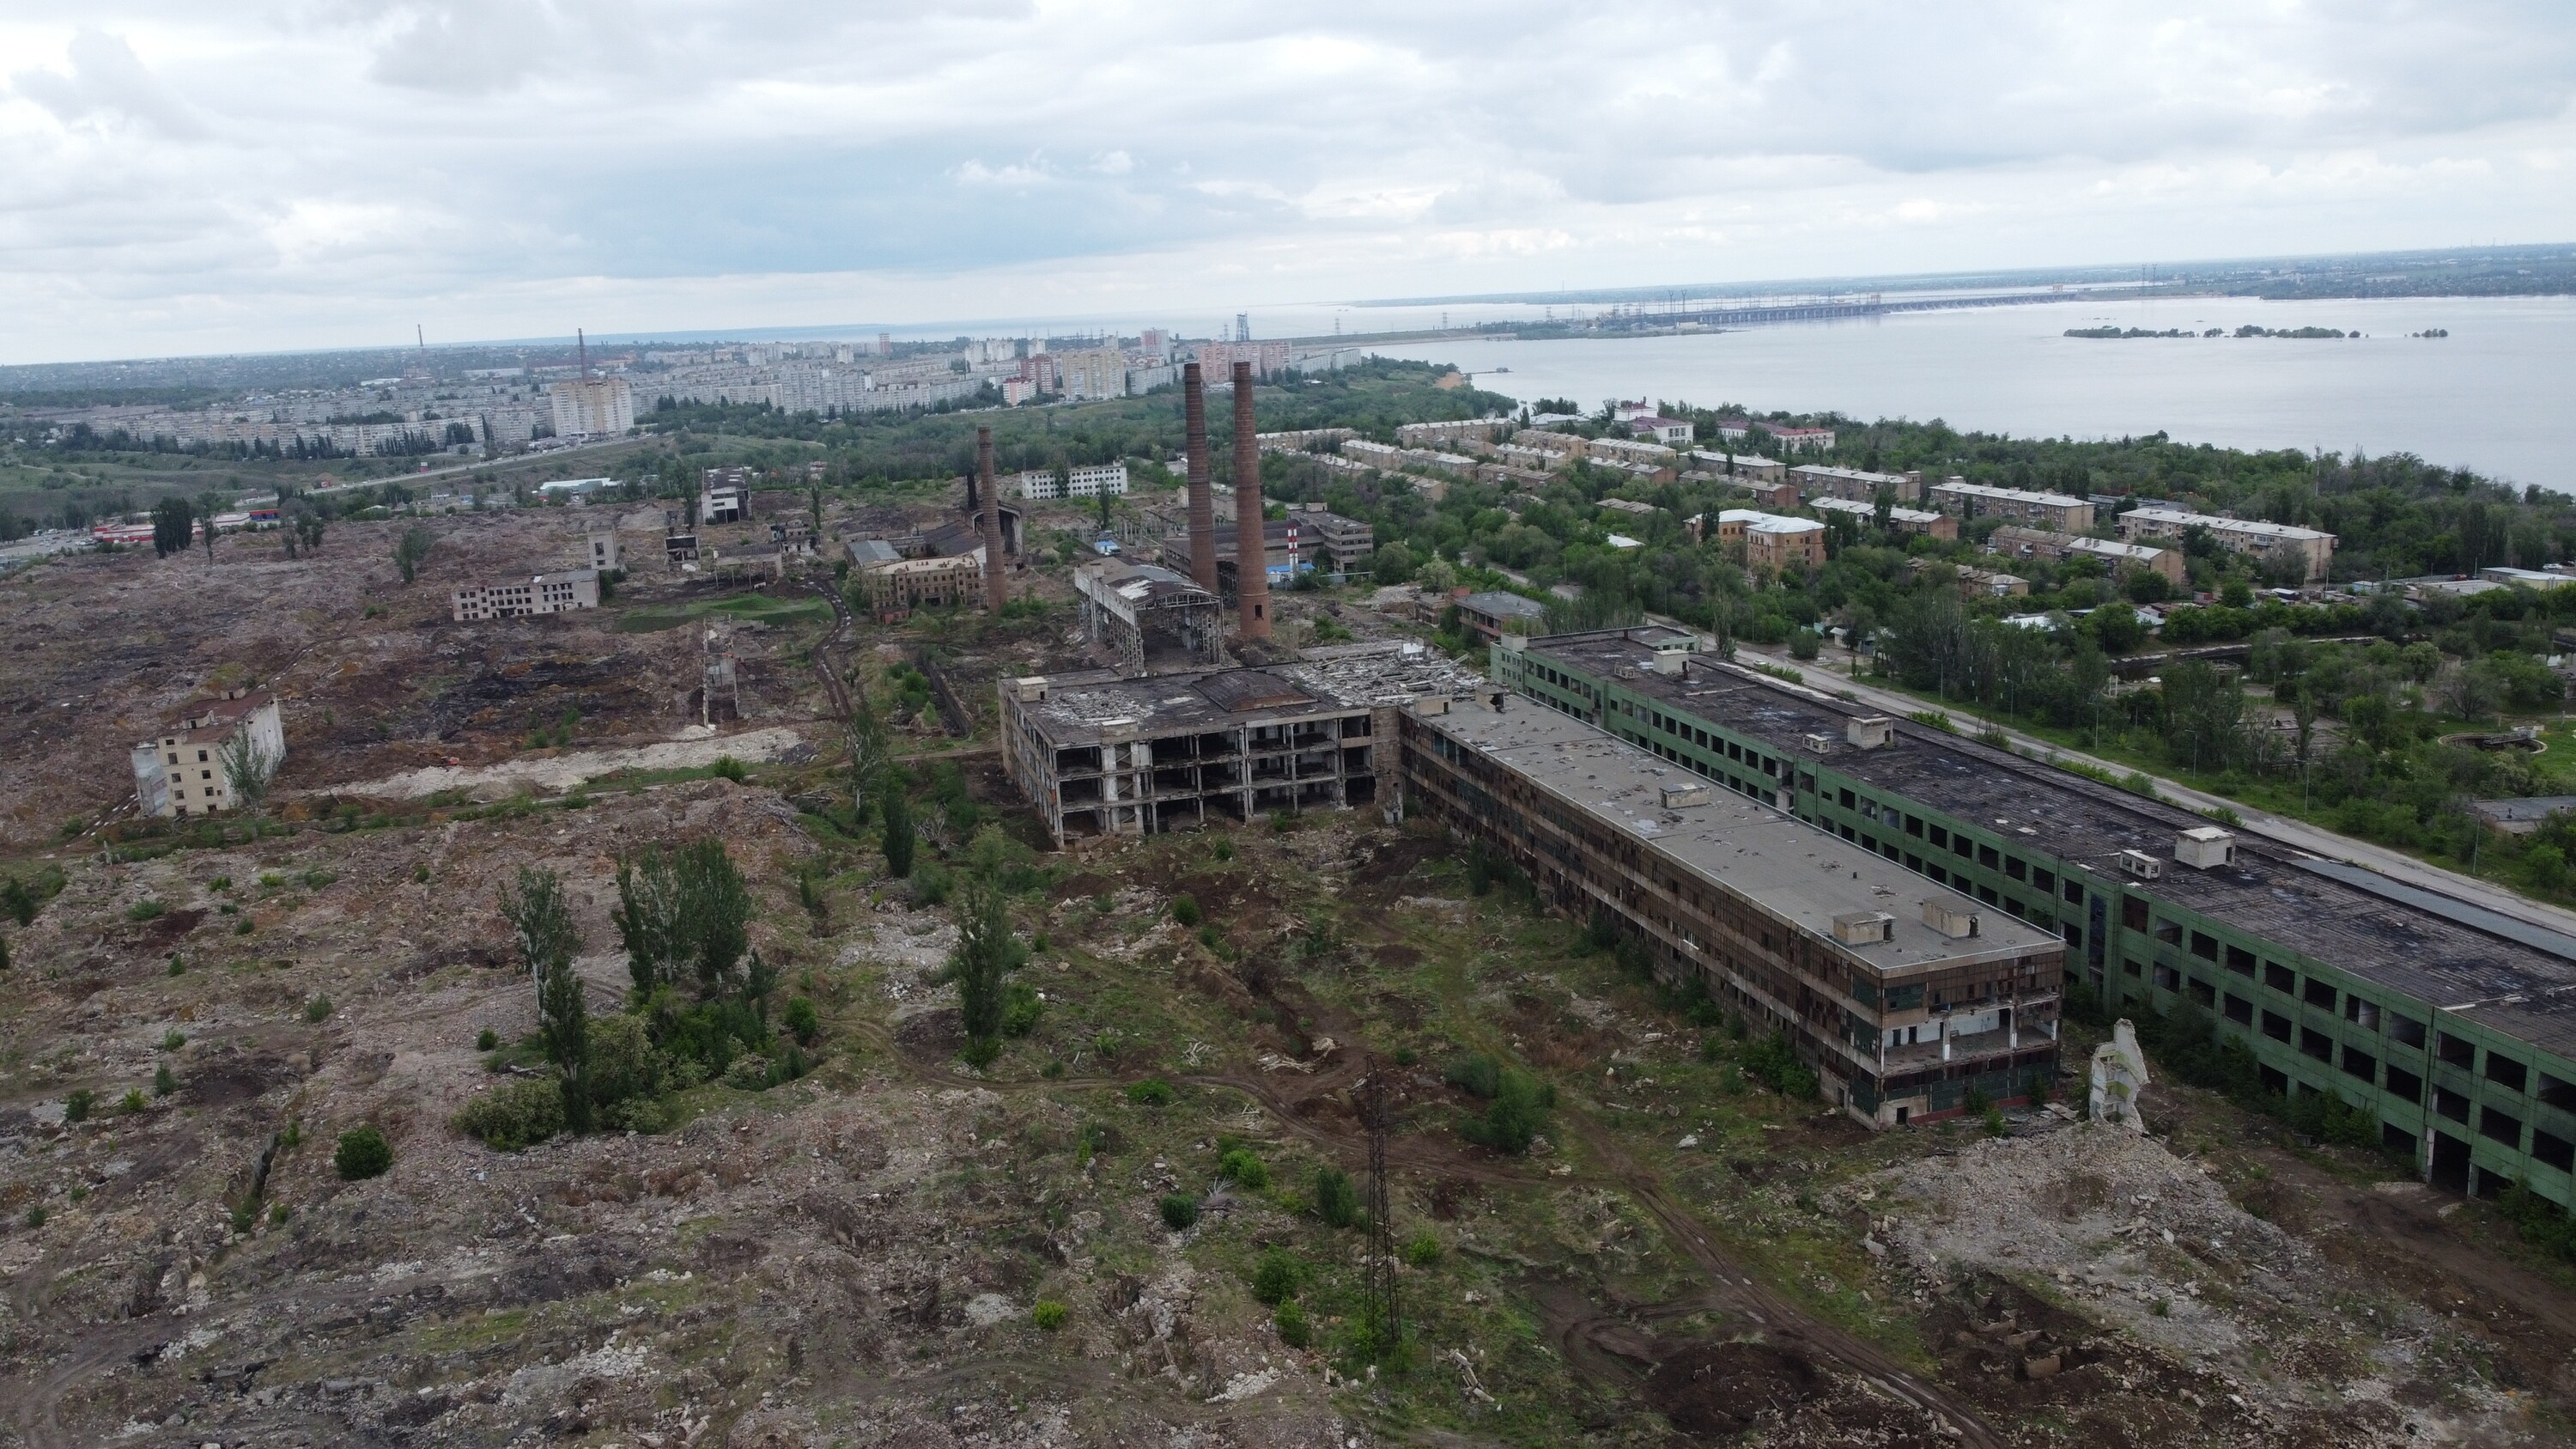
[1073,557,1224,675]
[131,688,284,819]
[449,568,600,623]
[1398,691,2063,1128]
[1498,628,2576,1202]
[999,643,1479,844]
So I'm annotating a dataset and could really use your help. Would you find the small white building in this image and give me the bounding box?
[132,690,285,819]
[451,568,602,622]
[584,530,622,572]
[1013,463,1131,501]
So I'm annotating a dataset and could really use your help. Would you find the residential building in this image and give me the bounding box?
[1454,589,1549,641]
[1015,463,1133,501]
[1754,422,1836,451]
[1058,347,1131,401]
[854,552,981,617]
[1497,630,2576,1205]
[2117,508,2337,583]
[1929,479,2096,533]
[1710,508,1826,574]
[1990,526,2183,585]
[1395,418,1508,448]
[1812,496,1958,540]
[548,375,634,437]
[131,690,286,819]
[1585,436,1681,470]
[1794,465,1922,503]
[450,568,601,622]
[1734,480,1801,510]
[1257,428,1358,453]
[999,644,1478,843]
[1190,341,1291,379]
[1401,676,2063,1127]
[1510,429,1588,462]
[1688,452,1786,484]
[1626,415,1696,446]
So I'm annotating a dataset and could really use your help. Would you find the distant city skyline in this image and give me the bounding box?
[3,3,2571,363]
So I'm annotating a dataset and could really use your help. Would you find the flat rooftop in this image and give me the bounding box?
[1016,643,1483,746]
[1526,632,2576,1058]
[1413,696,2057,980]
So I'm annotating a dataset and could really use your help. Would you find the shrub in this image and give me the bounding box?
[118,1089,148,1115]
[1031,1299,1068,1331]
[167,955,186,976]
[709,755,748,782]
[476,1028,499,1051]
[25,1206,46,1229]
[1405,1230,1443,1267]
[1461,1069,1555,1154]
[1251,1249,1300,1306]
[1213,839,1235,862]
[959,1037,1000,1071]
[1127,1078,1176,1107]
[303,995,333,1024]
[154,1064,175,1097]
[724,1053,774,1089]
[1443,1053,1504,1099]
[333,1126,392,1180]
[1158,1193,1200,1231]
[453,1080,566,1151]
[782,995,821,1044]
[1312,1166,1361,1228]
[161,1029,185,1050]
[126,899,165,922]
[1001,981,1042,1038]
[1743,1032,1819,1099]
[1170,895,1202,927]
[64,1088,94,1123]
[269,1202,290,1226]
[1983,1106,2007,1138]
[1218,1148,1269,1190]
[1273,1300,1311,1348]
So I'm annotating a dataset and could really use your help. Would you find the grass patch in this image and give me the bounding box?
[613,593,830,634]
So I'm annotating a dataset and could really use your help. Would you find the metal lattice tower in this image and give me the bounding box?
[1361,1070,1399,1358]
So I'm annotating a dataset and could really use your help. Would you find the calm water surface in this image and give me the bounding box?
[1373,296,2574,489]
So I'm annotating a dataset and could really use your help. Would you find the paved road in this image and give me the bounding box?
[1736,646,2576,942]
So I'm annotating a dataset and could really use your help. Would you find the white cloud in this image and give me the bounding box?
[0,1,2567,360]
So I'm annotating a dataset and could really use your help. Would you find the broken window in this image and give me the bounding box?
[2189,977,2216,1008]
[2226,945,2257,976]
[2154,918,2182,945]
[2263,962,2294,993]
[2541,1071,2576,1111]
[2486,1055,2529,1093]
[2302,978,2336,1009]
[2384,1064,2422,1102]
[2190,931,2218,961]
[2066,878,2087,904]
[2343,995,2379,1030]
[2222,993,2252,1025]
[1978,844,1999,869]
[2341,1045,2377,1082]
[2432,1087,2470,1123]
[2534,1129,2575,1173]
[2436,1032,2476,1069]
[2300,1027,2333,1063]
[2123,896,2149,931]
[1906,814,1923,837]
[1953,835,1974,860]
[2124,959,2145,978]
[2261,1010,2291,1043]
[2033,868,2056,893]
[1929,825,1949,848]
[2388,1013,2427,1049]
[1838,788,1856,809]
[2479,1105,2522,1148]
[2005,857,2026,881]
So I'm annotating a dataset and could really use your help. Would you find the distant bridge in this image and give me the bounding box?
[1647,289,2136,328]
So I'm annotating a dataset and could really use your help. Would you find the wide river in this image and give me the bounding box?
[1364,295,2573,489]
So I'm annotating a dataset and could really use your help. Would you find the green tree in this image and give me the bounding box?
[945,832,1024,1044]
[150,496,193,558]
[675,839,752,994]
[216,725,282,816]
[393,524,434,583]
[501,866,591,1132]
[334,1126,392,1180]
[880,771,916,878]
[845,701,892,819]
[611,847,685,994]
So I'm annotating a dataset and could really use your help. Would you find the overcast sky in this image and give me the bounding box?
[3,1,2571,362]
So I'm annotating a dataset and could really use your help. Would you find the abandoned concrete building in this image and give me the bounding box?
[999,643,1479,844]
[1155,504,1374,590]
[450,568,600,622]
[1495,627,2576,1199]
[854,551,981,617]
[1073,558,1224,674]
[1397,691,2064,1128]
[131,689,286,819]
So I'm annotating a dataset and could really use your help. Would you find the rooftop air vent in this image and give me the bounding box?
[1846,715,1895,750]
[2117,849,2164,880]
[1654,648,1692,676]
[1833,910,1895,945]
[2175,826,2236,870]
[1661,783,1710,809]
[1801,731,1837,754]
[1920,900,1980,939]
[1007,676,1049,703]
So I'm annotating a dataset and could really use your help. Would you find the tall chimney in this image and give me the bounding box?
[976,426,1007,610]
[1230,361,1271,641]
[1182,362,1218,592]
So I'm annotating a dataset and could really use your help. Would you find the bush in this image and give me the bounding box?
[1312,1166,1361,1228]
[304,995,333,1024]
[959,1037,1000,1071]
[453,1080,566,1150]
[1158,1193,1200,1231]
[1273,1300,1311,1348]
[25,1205,46,1229]
[1031,1299,1068,1331]
[1127,1078,1176,1107]
[125,898,165,922]
[1001,981,1042,1038]
[1218,1148,1269,1189]
[154,1064,175,1097]
[1251,1249,1300,1306]
[64,1088,94,1123]
[782,995,821,1044]
[1461,1069,1555,1154]
[709,755,748,782]
[476,1028,499,1051]
[725,1053,774,1089]
[1743,1032,1819,1099]
[1443,1053,1503,1099]
[161,1029,185,1050]
[334,1126,392,1180]
[1405,1230,1443,1267]
[118,1089,147,1115]
[1170,895,1202,927]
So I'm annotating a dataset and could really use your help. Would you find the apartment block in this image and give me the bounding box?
[1928,479,2095,533]
[548,375,634,437]
[1794,464,1921,503]
[451,569,600,622]
[1400,683,2063,1127]
[1812,496,1959,540]
[1709,508,1826,574]
[1495,630,2576,1205]
[1990,526,2183,584]
[131,690,286,819]
[1395,418,1509,448]
[998,646,1478,844]
[2117,507,2337,582]
[1584,436,1681,470]
[1014,463,1132,501]
[1687,452,1787,484]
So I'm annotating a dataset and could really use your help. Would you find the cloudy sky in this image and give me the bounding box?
[3,1,2571,362]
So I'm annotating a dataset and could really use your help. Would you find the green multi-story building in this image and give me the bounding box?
[1495,628,2576,1208]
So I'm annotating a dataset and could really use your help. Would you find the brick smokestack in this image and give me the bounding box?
[1230,361,1270,641]
[1182,362,1218,593]
[976,426,1007,610]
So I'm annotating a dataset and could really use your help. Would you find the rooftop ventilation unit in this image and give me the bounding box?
[1412,695,1450,716]
[1653,648,1692,676]
[2117,849,2164,880]
[1661,782,1710,809]
[1801,731,1837,754]
[1832,910,1896,945]
[2175,826,2236,870]
[1920,900,1980,939]
[1007,676,1049,703]
[1846,715,1896,750]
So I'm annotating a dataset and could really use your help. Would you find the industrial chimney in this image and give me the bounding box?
[1230,361,1271,641]
[976,426,1007,610]
[1182,362,1218,593]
